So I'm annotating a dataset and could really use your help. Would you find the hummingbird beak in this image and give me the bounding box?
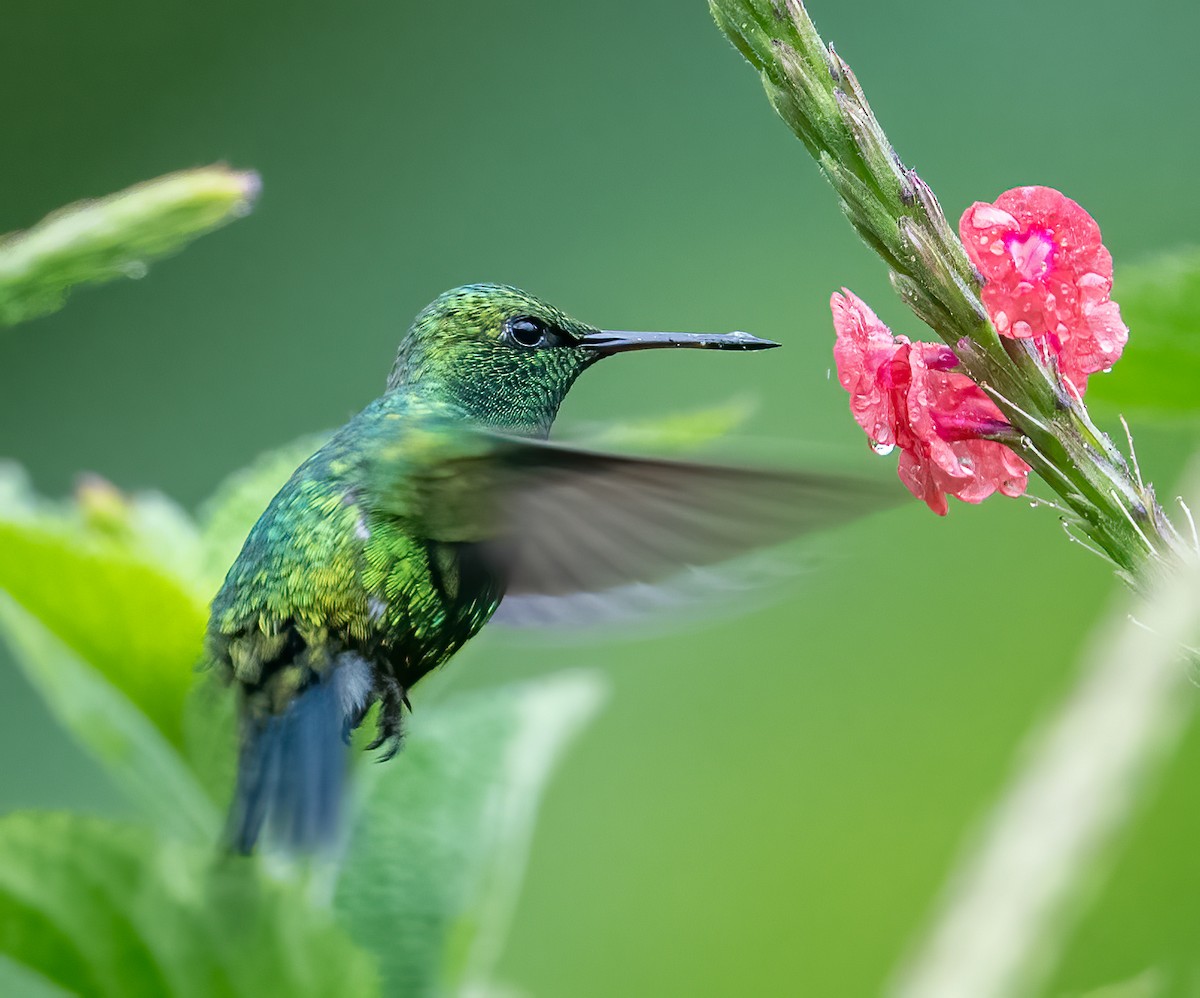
[582,329,780,355]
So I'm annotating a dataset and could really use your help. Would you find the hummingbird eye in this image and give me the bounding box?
[505,316,553,349]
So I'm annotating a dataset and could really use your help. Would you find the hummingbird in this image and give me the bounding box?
[207,284,890,853]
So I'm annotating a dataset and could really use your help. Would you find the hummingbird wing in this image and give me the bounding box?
[380,432,898,624]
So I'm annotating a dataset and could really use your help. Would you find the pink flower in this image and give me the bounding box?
[832,290,1030,515]
[960,186,1127,394]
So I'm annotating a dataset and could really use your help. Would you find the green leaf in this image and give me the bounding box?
[0,461,35,516]
[334,672,607,997]
[71,475,210,593]
[0,812,379,997]
[0,166,259,328]
[0,490,208,751]
[1087,249,1200,421]
[1078,969,1169,998]
[197,433,329,591]
[0,955,76,998]
[0,599,216,839]
[180,675,238,816]
[570,397,755,454]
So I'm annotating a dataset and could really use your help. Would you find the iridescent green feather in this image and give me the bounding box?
[208,393,505,716]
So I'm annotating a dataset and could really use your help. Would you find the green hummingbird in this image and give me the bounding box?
[207,284,889,852]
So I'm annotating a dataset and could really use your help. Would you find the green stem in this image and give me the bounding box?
[0,166,260,328]
[711,0,1187,579]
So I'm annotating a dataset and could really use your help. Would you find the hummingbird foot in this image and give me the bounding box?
[365,673,409,761]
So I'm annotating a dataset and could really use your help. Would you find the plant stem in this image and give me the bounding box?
[710,0,1187,580]
[0,166,260,328]
[890,467,1200,997]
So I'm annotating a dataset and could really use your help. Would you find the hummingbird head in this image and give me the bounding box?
[388,284,778,437]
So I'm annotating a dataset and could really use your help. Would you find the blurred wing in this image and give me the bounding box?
[399,434,897,620]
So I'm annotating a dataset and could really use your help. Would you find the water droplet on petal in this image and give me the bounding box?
[970,205,1017,228]
[1006,229,1056,282]
[870,439,895,456]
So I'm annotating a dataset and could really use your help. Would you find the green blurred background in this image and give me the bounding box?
[3,1,1199,993]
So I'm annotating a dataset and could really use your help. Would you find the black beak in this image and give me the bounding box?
[582,329,780,355]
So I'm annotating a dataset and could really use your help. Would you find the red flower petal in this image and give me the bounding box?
[831,290,1031,515]
[960,186,1128,393]
[831,289,908,450]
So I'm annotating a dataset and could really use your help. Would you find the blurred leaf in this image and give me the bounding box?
[334,672,607,997]
[0,812,378,997]
[0,461,35,515]
[0,955,74,997]
[1088,249,1200,421]
[72,476,209,595]
[0,494,207,750]
[1075,968,1169,998]
[572,398,755,454]
[197,433,329,590]
[181,674,238,815]
[0,598,216,839]
[0,166,259,328]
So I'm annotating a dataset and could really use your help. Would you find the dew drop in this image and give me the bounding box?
[870,439,895,456]
[970,205,1015,228]
[121,260,148,280]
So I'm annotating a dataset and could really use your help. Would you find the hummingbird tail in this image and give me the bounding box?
[226,653,374,854]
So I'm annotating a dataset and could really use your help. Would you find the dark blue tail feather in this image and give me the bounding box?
[226,654,373,854]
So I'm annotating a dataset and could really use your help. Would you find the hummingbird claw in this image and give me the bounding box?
[373,735,403,763]
[364,672,409,760]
